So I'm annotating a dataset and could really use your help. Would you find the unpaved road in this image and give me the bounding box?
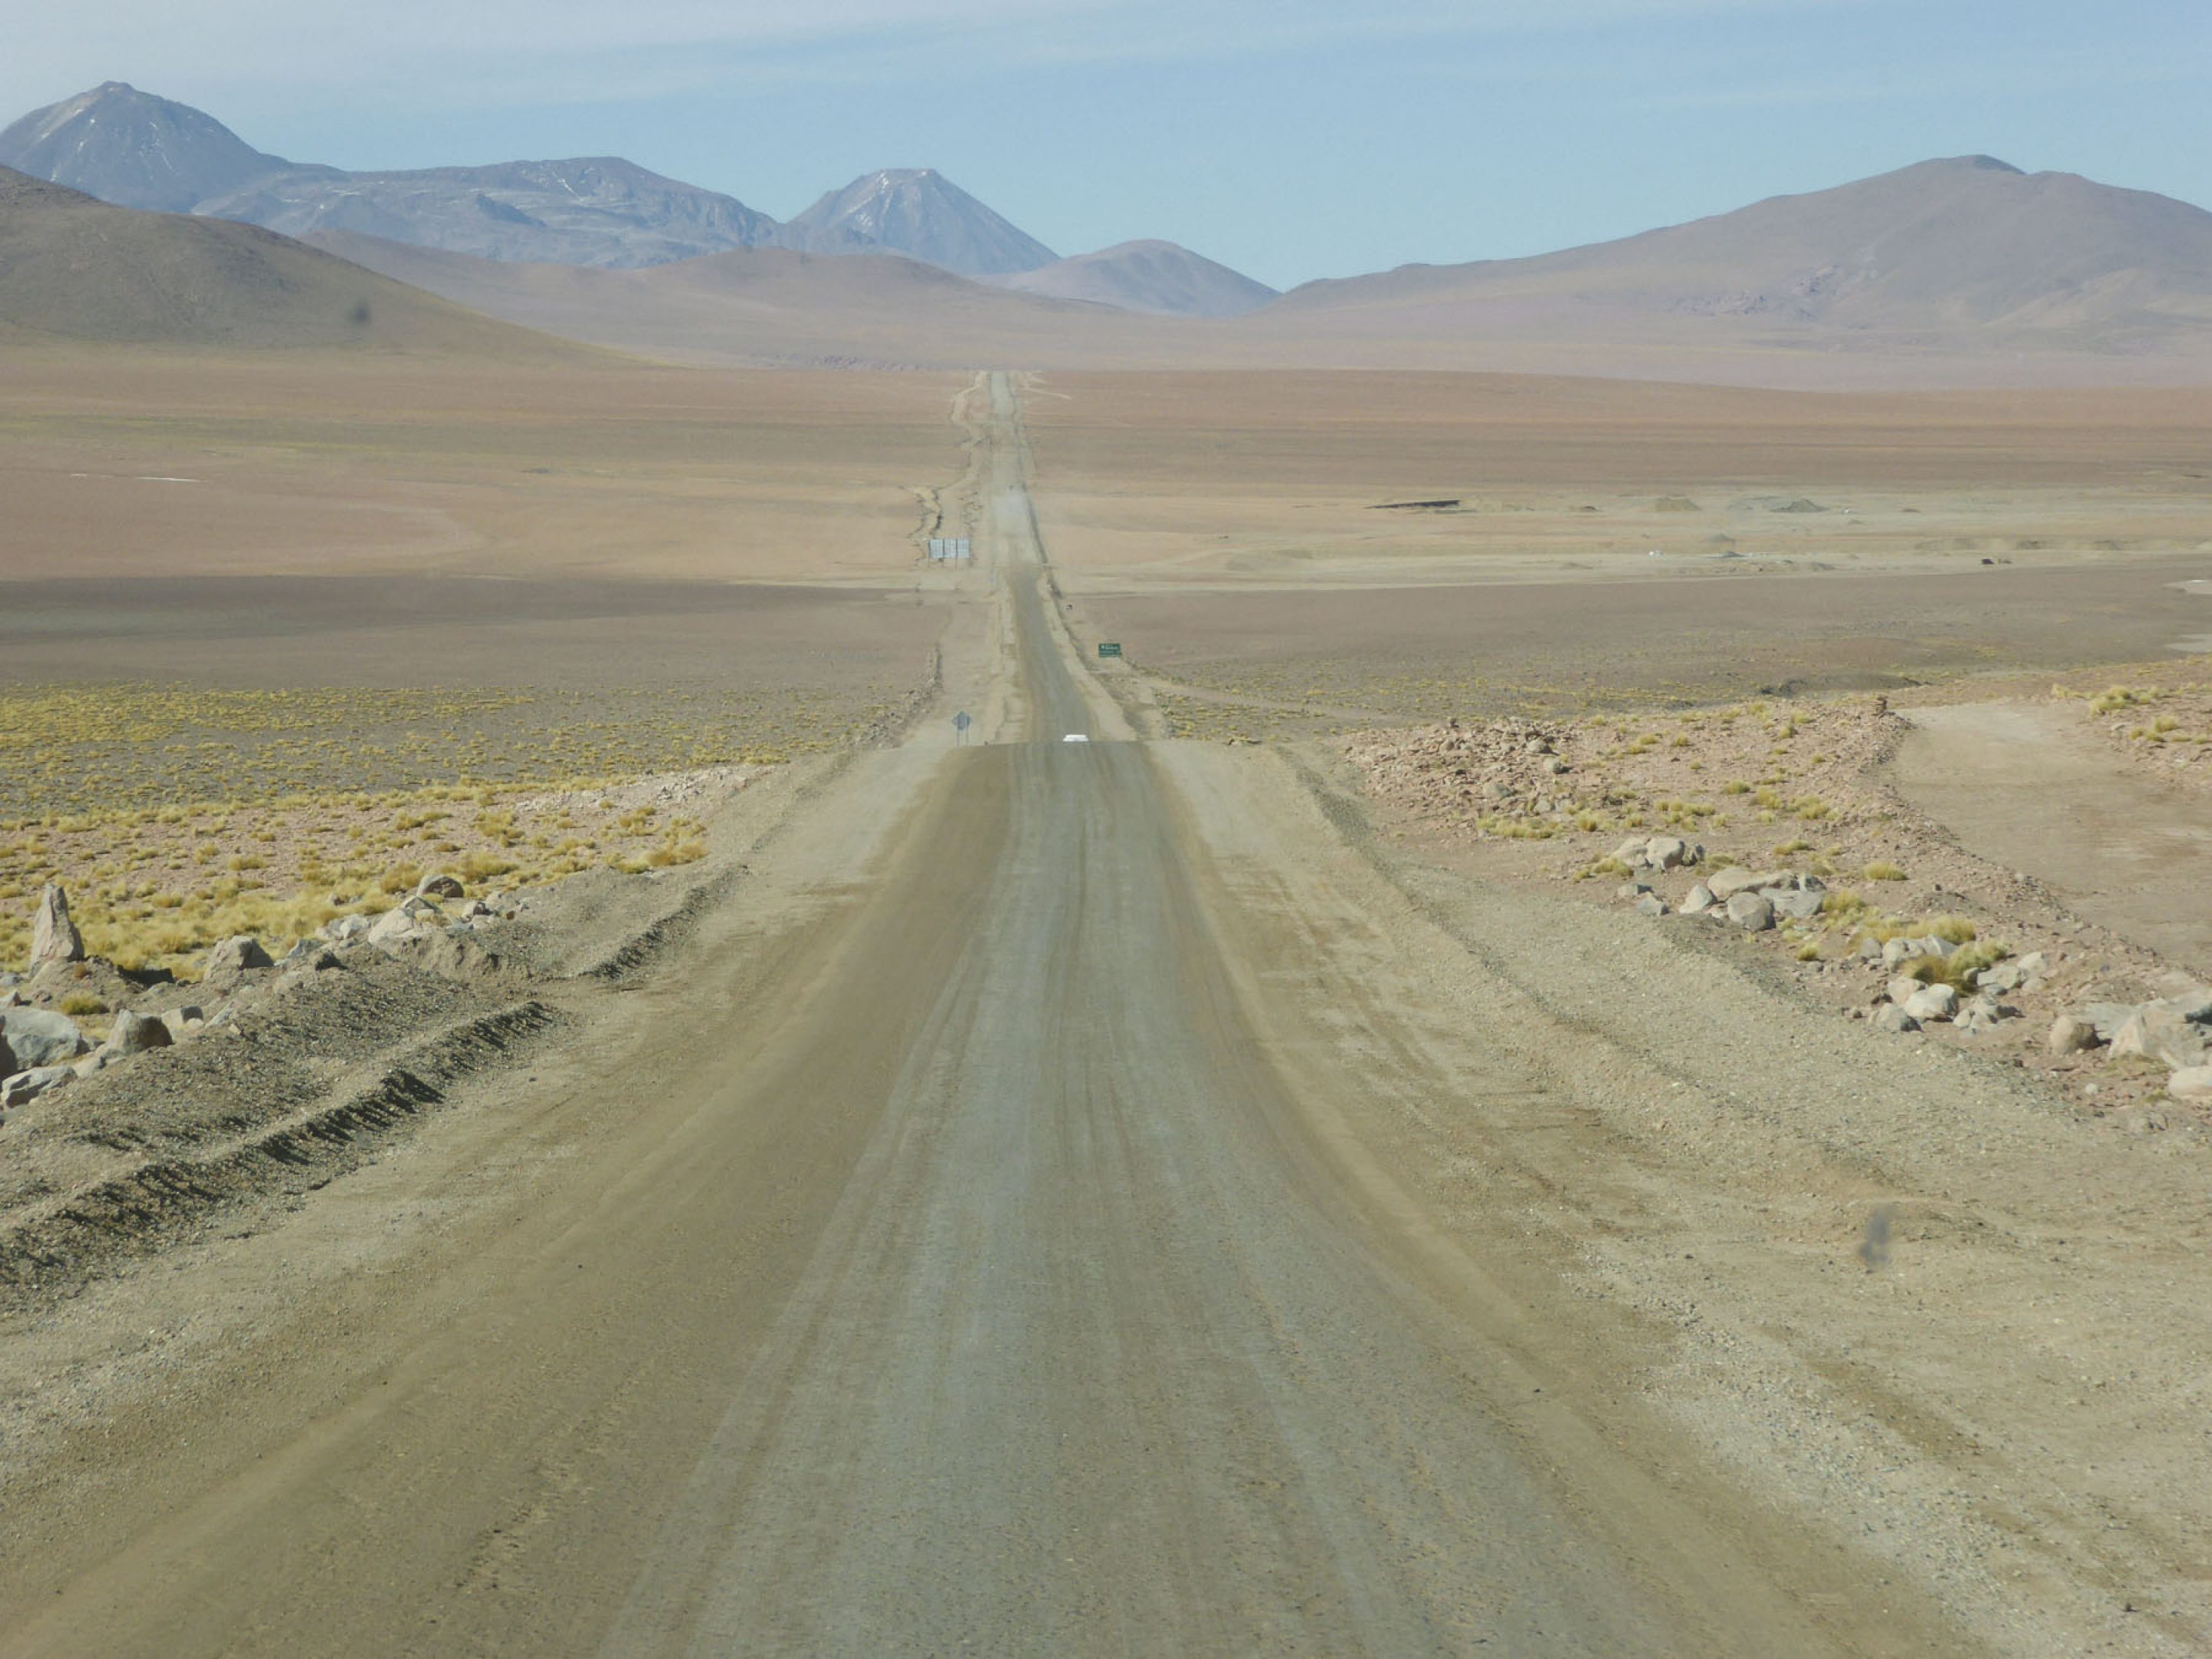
[3,376,1994,1655]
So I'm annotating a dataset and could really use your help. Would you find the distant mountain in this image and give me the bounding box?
[196,157,780,269]
[0,84,780,270]
[1268,157,2212,349]
[0,166,581,356]
[993,240,1277,318]
[779,169,1056,276]
[0,82,290,213]
[303,229,1179,369]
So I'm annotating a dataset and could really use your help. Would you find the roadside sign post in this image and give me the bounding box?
[1098,642,1123,659]
[953,710,972,746]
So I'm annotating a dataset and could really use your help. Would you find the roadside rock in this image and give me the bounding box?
[1902,983,1961,1022]
[366,898,444,949]
[204,934,275,988]
[1873,1005,1920,1034]
[1726,892,1776,932]
[1,1007,91,1071]
[103,1009,174,1055]
[30,884,85,966]
[1645,836,1700,871]
[2048,1014,2100,1055]
[2167,1065,2212,1098]
[1633,893,1668,918]
[416,873,465,900]
[2111,1002,2211,1071]
[326,914,373,944]
[1681,882,1717,916]
[1769,889,1825,922]
[2080,1002,2139,1044]
[2,1065,75,1108]
[1707,868,1782,902]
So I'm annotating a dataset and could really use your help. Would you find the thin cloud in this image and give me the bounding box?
[5,0,1850,114]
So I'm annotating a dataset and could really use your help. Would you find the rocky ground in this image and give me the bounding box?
[0,758,826,1303]
[1346,689,2212,1130]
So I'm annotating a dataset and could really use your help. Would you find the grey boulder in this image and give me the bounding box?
[1726,892,1776,932]
[1902,983,1961,1022]
[204,934,274,987]
[30,883,85,966]
[2048,1015,2100,1055]
[104,1010,174,1055]
[1768,888,1825,922]
[2,1065,75,1108]
[2111,1002,2211,1071]
[0,1007,90,1071]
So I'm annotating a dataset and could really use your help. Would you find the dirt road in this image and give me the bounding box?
[2,376,1974,1655]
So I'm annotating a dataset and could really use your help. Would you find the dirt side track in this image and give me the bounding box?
[1,376,2201,1656]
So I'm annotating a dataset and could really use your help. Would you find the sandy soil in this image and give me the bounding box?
[1078,560,2212,736]
[1023,371,2212,591]
[1896,702,2212,975]
[0,351,966,584]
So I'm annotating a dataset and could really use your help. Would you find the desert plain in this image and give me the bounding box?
[2,315,2212,1655]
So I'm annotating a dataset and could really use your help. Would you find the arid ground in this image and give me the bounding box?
[3,356,2210,1657]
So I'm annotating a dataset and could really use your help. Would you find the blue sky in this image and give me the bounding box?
[9,0,2206,288]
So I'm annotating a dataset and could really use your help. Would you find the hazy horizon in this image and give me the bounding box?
[7,1,2207,290]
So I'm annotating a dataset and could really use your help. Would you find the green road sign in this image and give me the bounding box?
[1098,642,1123,658]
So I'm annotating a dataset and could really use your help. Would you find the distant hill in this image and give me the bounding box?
[0,167,585,355]
[994,240,1277,318]
[1266,157,2212,353]
[0,83,782,270]
[303,228,1190,369]
[0,82,290,213]
[777,169,1057,276]
[196,157,781,270]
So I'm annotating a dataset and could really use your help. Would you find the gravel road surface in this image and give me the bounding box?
[0,375,1973,1657]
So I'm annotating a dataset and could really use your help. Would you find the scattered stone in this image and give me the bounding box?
[1705,867,1774,902]
[1902,983,1961,1022]
[1769,889,1825,922]
[366,910,421,947]
[74,1050,115,1078]
[1953,995,2017,1035]
[1543,757,1569,776]
[2048,1015,2100,1055]
[104,1010,174,1055]
[1616,881,1652,900]
[326,915,373,943]
[1726,892,1776,932]
[1681,882,1717,916]
[1873,1005,1920,1034]
[204,934,275,988]
[1633,893,1668,918]
[2167,1065,2212,1099]
[2,1065,75,1107]
[1645,836,1699,871]
[1612,837,1652,868]
[30,883,84,966]
[416,872,466,900]
[2168,985,2212,1025]
[2080,1002,2138,1044]
[2111,1002,2211,1071]
[0,1007,91,1071]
